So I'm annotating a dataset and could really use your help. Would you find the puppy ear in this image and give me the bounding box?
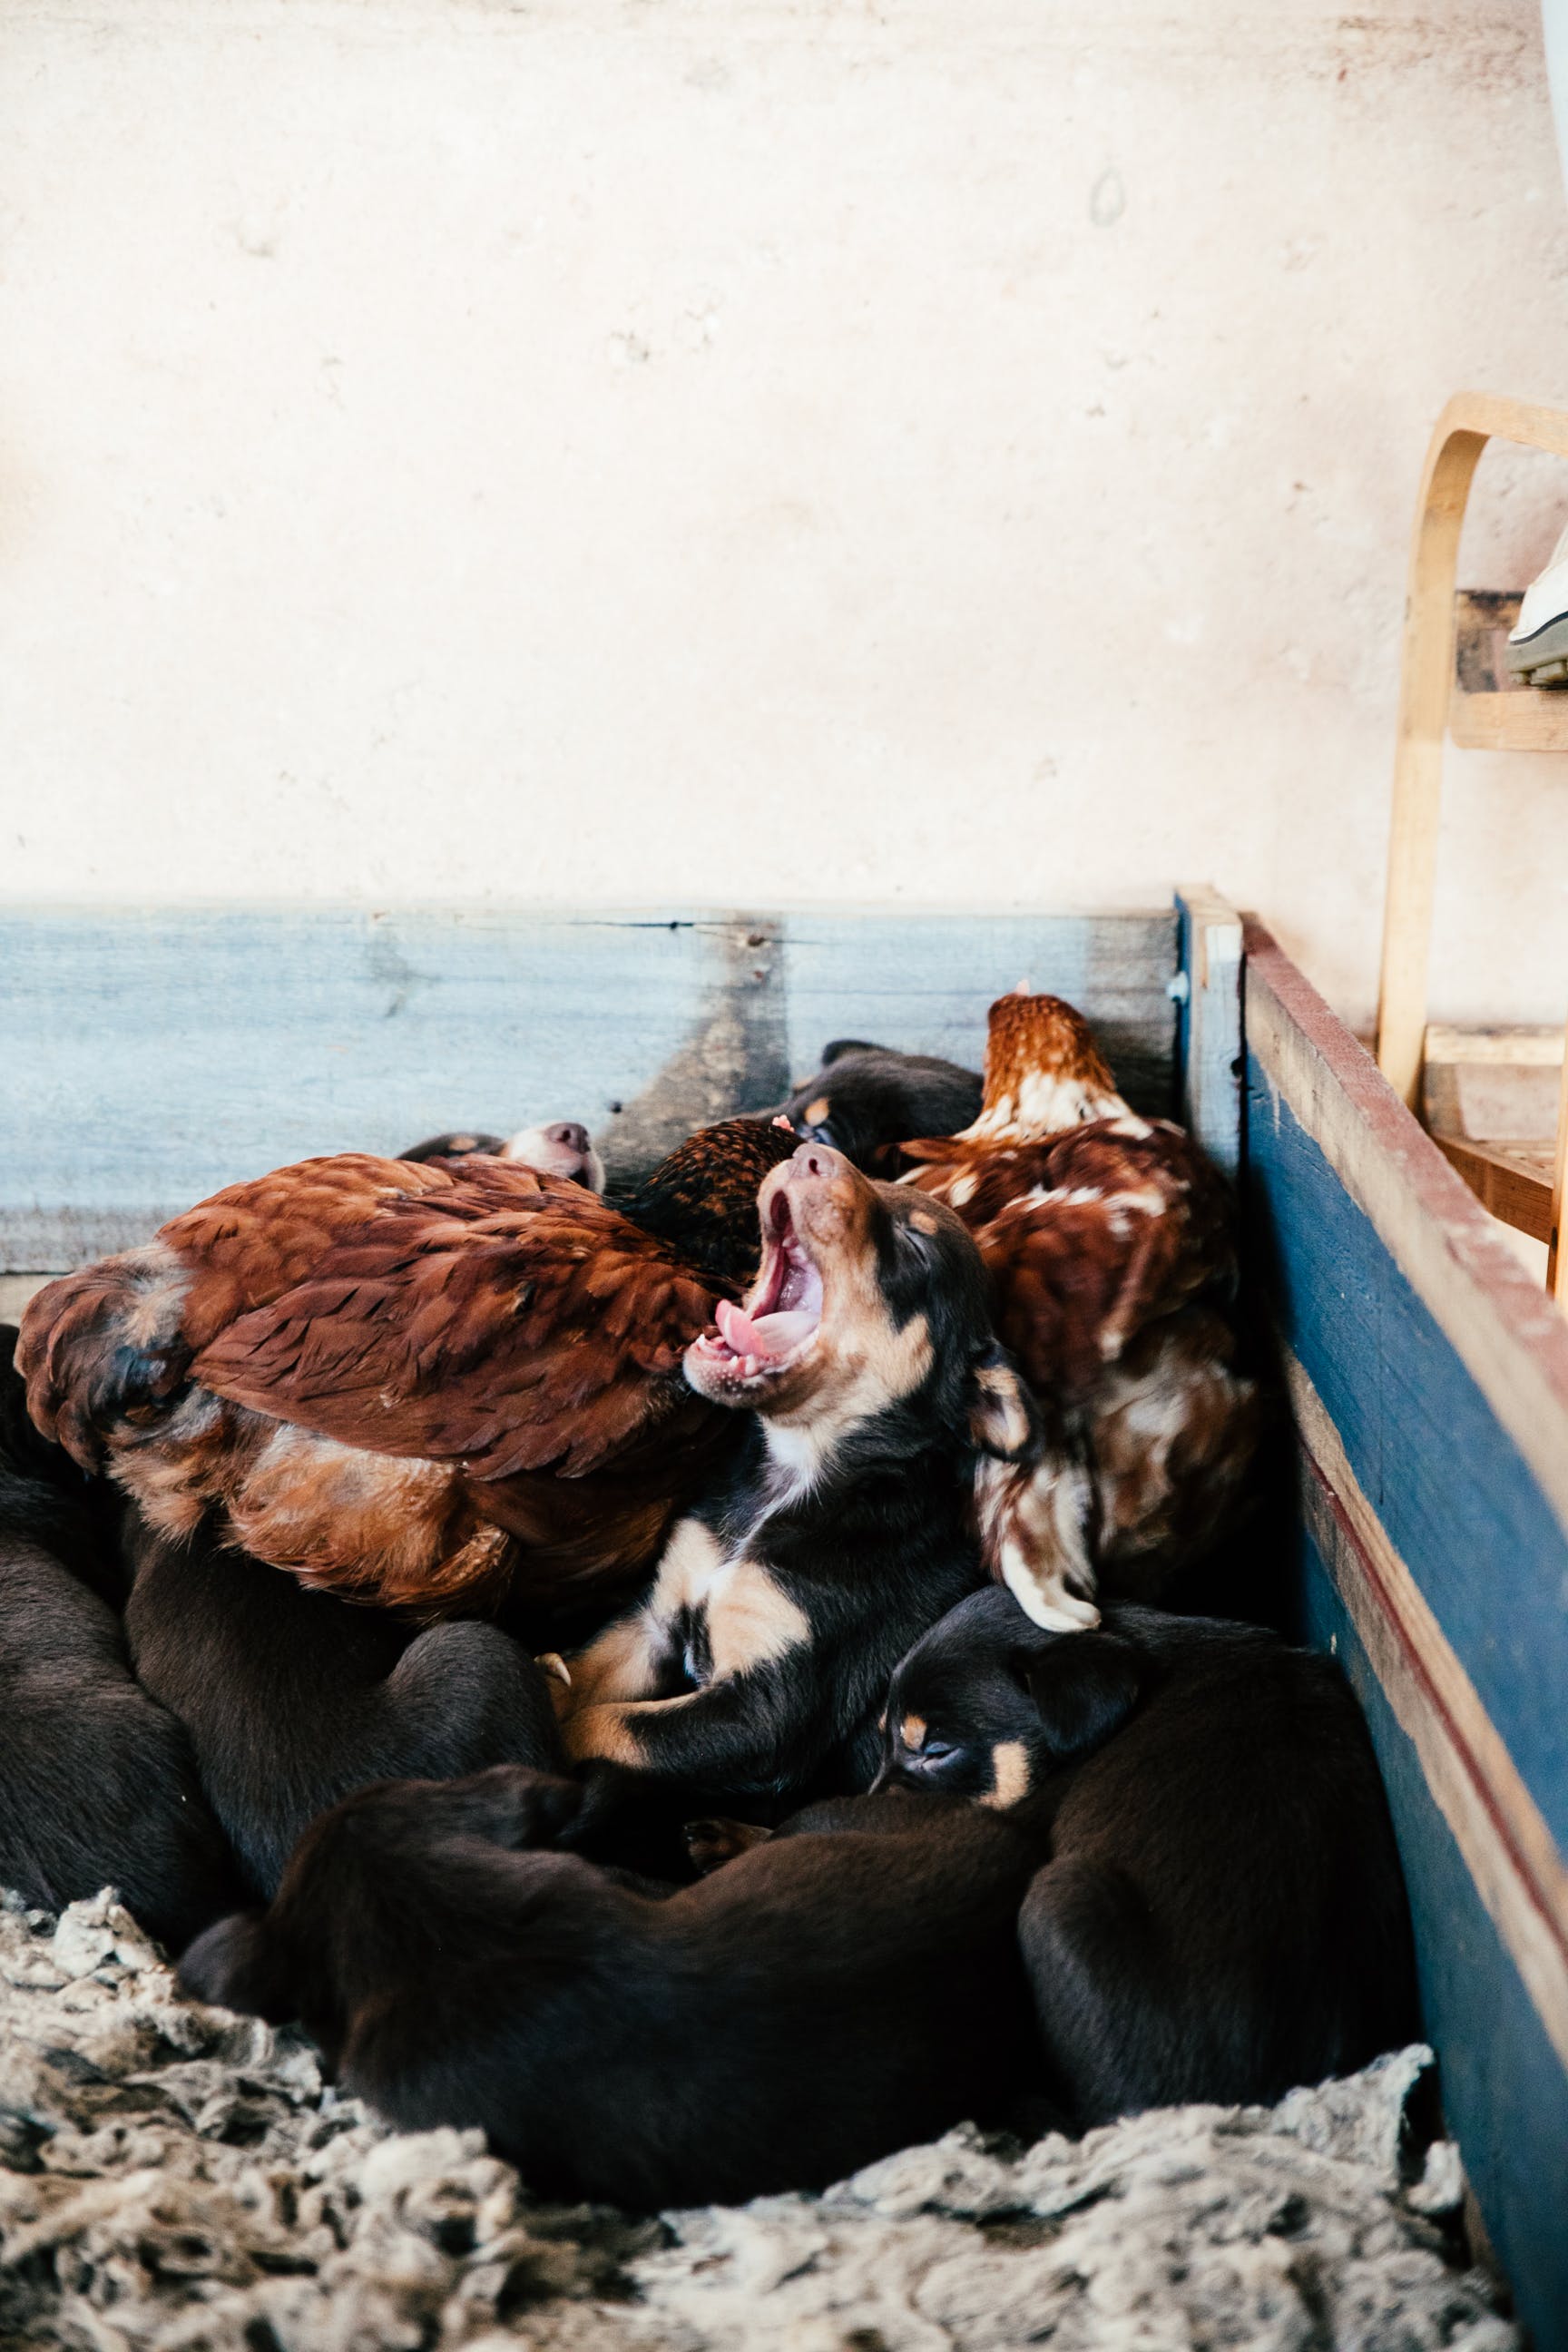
[1015,1632,1145,1766]
[178,1910,294,2023]
[819,1038,881,1065]
[967,1344,1040,1462]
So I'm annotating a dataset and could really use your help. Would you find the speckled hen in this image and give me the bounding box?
[903,990,1260,1628]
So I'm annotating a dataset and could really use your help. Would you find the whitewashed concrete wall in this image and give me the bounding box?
[5,0,1568,1029]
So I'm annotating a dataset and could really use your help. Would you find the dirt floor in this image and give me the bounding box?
[0,1889,1516,2352]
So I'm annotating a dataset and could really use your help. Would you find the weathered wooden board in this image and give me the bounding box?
[1174,885,1242,1180]
[1249,1075,1568,1850]
[1298,1512,1568,2340]
[1244,921,1568,2349]
[0,906,1177,1268]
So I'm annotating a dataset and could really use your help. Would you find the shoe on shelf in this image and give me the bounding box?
[1506,520,1568,687]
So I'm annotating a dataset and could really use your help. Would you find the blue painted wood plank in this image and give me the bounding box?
[1246,1051,1568,1857]
[1297,1516,1568,2350]
[0,906,1177,1268]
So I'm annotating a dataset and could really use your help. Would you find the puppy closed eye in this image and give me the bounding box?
[902,1721,956,1765]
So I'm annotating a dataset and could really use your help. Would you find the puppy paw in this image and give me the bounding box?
[682,1817,776,1876]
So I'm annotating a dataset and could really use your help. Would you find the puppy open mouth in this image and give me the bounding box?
[690,1191,825,1389]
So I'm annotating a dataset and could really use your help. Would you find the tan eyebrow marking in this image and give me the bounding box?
[900,1712,927,1750]
[909,1208,940,1235]
[804,1097,830,1125]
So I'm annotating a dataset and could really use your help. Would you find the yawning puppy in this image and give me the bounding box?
[876,1588,1417,2121]
[553,1142,1034,1808]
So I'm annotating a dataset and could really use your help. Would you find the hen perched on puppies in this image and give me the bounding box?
[18,1121,798,1623]
[903,991,1259,1629]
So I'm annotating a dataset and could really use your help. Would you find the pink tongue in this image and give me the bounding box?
[716,1298,769,1356]
[715,1298,817,1361]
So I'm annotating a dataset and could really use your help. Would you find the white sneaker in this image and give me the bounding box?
[1506,519,1568,685]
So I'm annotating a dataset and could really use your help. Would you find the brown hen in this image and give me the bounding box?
[17,1120,798,1623]
[903,991,1259,1630]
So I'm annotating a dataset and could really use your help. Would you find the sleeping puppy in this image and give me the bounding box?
[876,1588,1418,2121]
[180,1763,1043,2210]
[398,1121,605,1190]
[776,1041,982,1172]
[125,1513,568,1897]
[0,1338,237,1945]
[0,1322,129,1608]
[554,1141,1036,1818]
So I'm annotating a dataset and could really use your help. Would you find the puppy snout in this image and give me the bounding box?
[789,1140,848,1183]
[545,1122,592,1157]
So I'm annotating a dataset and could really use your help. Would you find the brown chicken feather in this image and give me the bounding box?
[604,1116,799,1286]
[193,1164,716,1479]
[906,1117,1235,1405]
[169,1154,457,1351]
[17,1128,792,1622]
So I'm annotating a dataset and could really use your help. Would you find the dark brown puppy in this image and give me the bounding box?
[876,1588,1417,2122]
[777,1041,983,1173]
[554,1142,1035,1836]
[0,1335,238,1945]
[125,1513,569,1897]
[180,1764,1043,2210]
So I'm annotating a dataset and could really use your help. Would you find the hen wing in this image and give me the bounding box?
[164,1153,461,1350]
[18,1154,460,1465]
[191,1162,719,1479]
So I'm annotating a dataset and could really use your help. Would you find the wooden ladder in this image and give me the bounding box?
[1377,390,1568,1299]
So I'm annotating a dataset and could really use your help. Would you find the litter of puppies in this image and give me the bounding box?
[0,1892,1513,2352]
[0,985,1488,2326]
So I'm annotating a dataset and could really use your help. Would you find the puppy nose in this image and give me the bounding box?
[545,1122,591,1156]
[789,1140,842,1181]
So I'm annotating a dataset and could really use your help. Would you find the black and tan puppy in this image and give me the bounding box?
[0,1335,237,1945]
[554,1141,1035,1814]
[877,1588,1417,2121]
[125,1514,568,1896]
[777,1041,983,1172]
[181,1763,1043,2209]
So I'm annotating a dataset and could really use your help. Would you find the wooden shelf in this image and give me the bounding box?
[1423,1023,1563,1244]
[1449,689,1568,753]
[1450,589,1568,751]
